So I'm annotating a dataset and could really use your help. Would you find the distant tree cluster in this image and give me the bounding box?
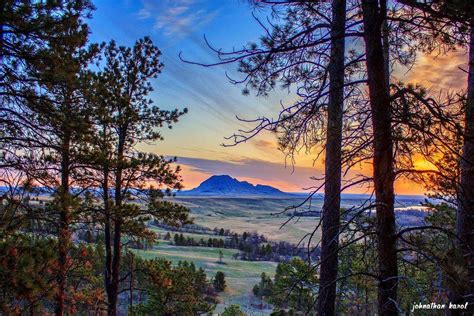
[167,227,318,262]
[154,221,213,234]
[173,232,225,248]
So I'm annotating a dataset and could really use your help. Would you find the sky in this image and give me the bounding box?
[88,0,468,194]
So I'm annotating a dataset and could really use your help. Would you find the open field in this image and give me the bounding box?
[134,230,277,315]
[169,196,322,243]
[165,195,425,243]
[135,195,426,314]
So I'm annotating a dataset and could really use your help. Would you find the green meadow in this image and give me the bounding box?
[169,196,321,243]
[134,229,277,315]
[133,197,325,314]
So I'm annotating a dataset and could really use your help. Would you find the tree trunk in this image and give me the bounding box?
[101,124,113,309]
[317,0,346,315]
[56,134,71,316]
[361,1,398,315]
[108,130,125,316]
[458,24,474,312]
[103,161,113,312]
[129,254,134,313]
[108,219,121,316]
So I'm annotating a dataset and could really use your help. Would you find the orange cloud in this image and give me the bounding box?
[401,50,468,90]
[175,155,428,194]
[253,139,275,149]
[175,51,467,197]
[237,176,305,192]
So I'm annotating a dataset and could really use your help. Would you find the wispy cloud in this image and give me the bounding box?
[174,155,422,194]
[253,139,276,149]
[137,0,218,38]
[400,50,468,90]
[175,156,324,192]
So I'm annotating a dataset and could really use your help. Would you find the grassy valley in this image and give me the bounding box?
[133,226,277,314]
[131,195,427,314]
[170,196,322,243]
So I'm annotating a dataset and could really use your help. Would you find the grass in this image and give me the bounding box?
[135,196,426,314]
[136,197,320,314]
[134,230,277,315]
[168,196,322,244]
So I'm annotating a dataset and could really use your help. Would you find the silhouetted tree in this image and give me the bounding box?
[359,1,405,314]
[392,1,474,310]
[318,0,346,314]
[22,8,97,314]
[90,38,189,315]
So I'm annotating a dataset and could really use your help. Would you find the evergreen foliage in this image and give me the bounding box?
[213,271,226,292]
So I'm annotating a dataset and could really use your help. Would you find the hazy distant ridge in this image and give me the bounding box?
[180,175,293,197]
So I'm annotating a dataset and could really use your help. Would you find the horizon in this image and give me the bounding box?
[178,173,425,198]
[88,0,468,196]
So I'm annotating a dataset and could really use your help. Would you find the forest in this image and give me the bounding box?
[1,0,474,315]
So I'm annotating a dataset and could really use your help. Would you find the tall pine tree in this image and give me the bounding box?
[90,38,189,315]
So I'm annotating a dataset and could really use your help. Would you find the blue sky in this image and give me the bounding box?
[86,0,467,194]
[87,0,325,192]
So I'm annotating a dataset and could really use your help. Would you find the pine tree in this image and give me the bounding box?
[213,271,226,292]
[89,37,189,315]
[253,272,273,298]
[0,3,95,314]
[396,1,474,310]
[359,1,398,314]
[317,1,346,314]
[218,250,224,264]
[22,8,97,315]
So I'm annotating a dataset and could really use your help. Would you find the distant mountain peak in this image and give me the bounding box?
[181,175,292,197]
[202,174,237,183]
[207,174,232,180]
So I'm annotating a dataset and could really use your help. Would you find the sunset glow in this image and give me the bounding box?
[88,1,469,196]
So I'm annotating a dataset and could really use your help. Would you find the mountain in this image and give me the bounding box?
[180,175,293,197]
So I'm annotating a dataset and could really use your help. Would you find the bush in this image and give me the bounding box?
[213,271,226,292]
[222,304,245,316]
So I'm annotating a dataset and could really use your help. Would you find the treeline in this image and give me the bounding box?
[154,221,213,235]
[171,232,226,248]
[167,229,318,262]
